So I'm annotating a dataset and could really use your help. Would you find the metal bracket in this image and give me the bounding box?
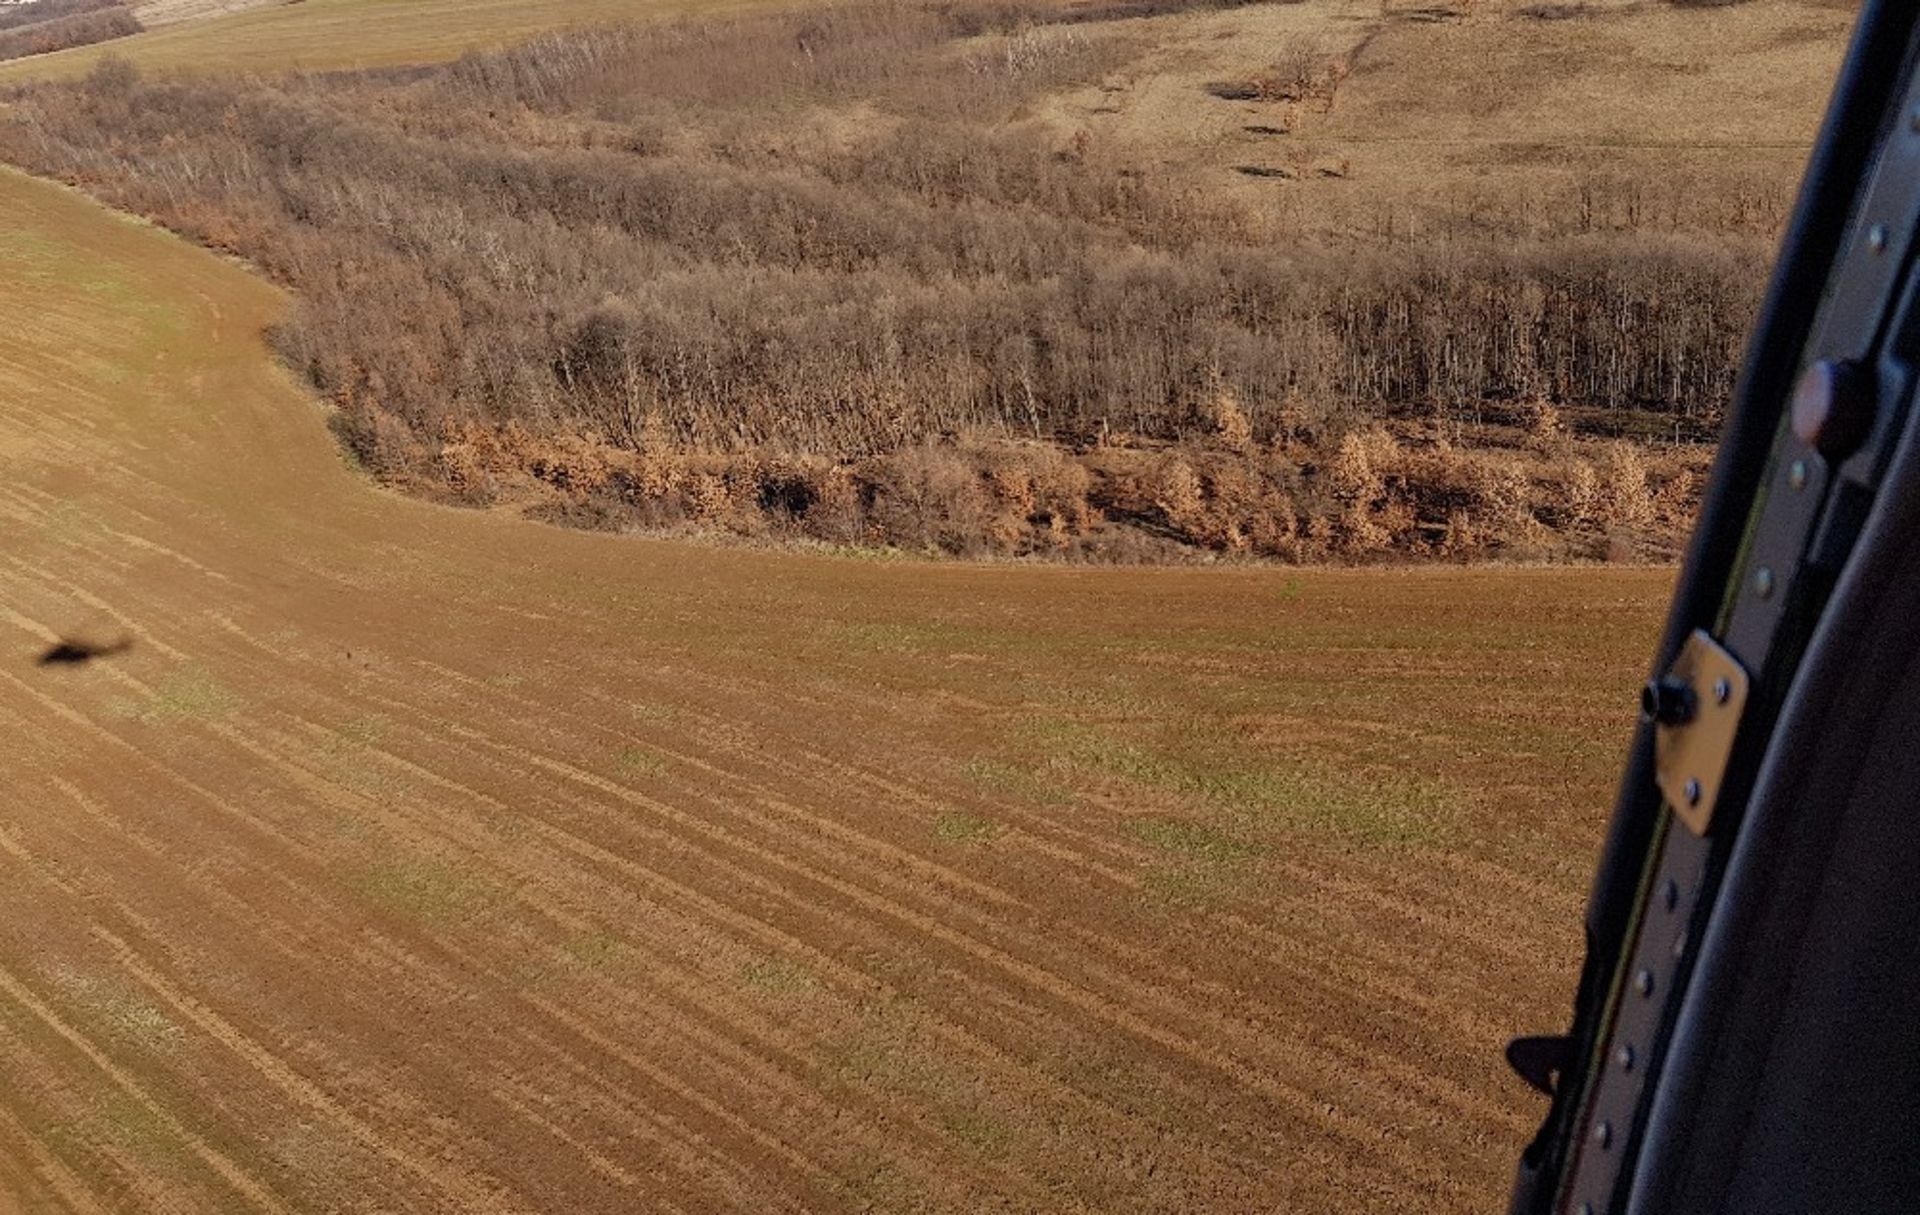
[1649,631,1751,836]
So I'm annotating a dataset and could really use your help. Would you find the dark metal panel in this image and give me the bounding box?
[1512,6,1920,1211]
[1629,320,1920,1213]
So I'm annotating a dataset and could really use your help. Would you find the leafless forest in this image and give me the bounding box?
[0,1,1769,557]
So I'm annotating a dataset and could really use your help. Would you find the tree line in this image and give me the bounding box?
[0,0,1767,558]
[0,0,137,61]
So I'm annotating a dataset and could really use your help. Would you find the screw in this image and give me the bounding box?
[1616,1043,1636,1071]
[1684,777,1702,806]
[1635,968,1655,997]
[1662,878,1679,912]
[1870,223,1890,253]
[1754,566,1776,599]
[1594,1120,1613,1150]
[1674,929,1689,960]
[1788,459,1808,491]
[1713,676,1732,705]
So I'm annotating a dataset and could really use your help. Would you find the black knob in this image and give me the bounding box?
[1641,676,1696,726]
[1792,358,1876,460]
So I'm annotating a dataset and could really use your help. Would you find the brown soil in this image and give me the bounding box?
[0,167,1670,1211]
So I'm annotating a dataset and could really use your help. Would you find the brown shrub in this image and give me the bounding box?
[1208,381,1256,454]
[1562,458,1602,527]
[1327,428,1394,505]
[1594,441,1655,528]
[1152,457,1205,528]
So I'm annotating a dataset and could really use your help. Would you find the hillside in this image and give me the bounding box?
[0,0,1850,562]
[2,0,1850,233]
[5,0,1849,163]
[0,162,1667,1212]
[1059,0,1844,235]
[1,0,1849,236]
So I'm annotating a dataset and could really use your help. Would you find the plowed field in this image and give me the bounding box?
[0,168,1671,1212]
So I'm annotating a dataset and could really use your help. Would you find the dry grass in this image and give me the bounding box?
[1038,0,1846,242]
[0,0,778,81]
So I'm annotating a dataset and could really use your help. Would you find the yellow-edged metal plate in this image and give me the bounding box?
[1655,630,1751,836]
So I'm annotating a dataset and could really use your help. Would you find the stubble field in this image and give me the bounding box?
[0,164,1678,1211]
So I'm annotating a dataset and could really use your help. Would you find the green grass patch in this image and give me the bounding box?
[738,957,816,995]
[1199,764,1451,847]
[1128,817,1255,906]
[933,810,1002,845]
[942,1109,1013,1155]
[112,668,240,725]
[1126,817,1252,861]
[46,967,182,1053]
[343,856,498,925]
[95,1093,180,1163]
[336,714,388,748]
[1141,862,1246,906]
[960,757,1068,805]
[614,746,667,777]
[797,539,912,562]
[562,931,622,971]
[1016,715,1453,847]
[311,714,409,798]
[838,1162,919,1212]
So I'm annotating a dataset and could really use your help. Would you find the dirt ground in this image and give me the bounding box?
[0,165,1676,1212]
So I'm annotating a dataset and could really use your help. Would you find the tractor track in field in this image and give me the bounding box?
[0,167,1669,1212]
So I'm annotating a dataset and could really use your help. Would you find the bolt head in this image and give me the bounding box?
[1662,878,1679,912]
[1635,968,1655,997]
[1684,777,1702,806]
[1788,459,1809,491]
[1594,1120,1613,1149]
[1713,676,1732,705]
[1870,223,1890,253]
[1616,1043,1636,1072]
[1754,566,1776,599]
